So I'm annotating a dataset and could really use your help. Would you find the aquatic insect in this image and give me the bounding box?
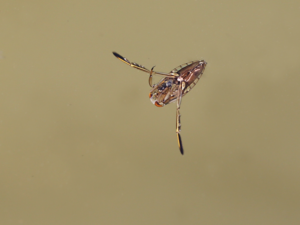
[113,52,207,155]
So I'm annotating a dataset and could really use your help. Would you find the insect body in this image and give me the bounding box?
[113,52,207,155]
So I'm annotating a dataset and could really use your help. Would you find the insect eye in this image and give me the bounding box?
[159,83,167,91]
[166,80,172,87]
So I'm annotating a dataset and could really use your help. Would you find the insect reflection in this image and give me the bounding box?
[113,52,207,155]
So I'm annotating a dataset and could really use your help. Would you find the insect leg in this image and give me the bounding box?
[148,66,156,87]
[176,81,186,155]
[113,52,178,79]
[113,52,151,73]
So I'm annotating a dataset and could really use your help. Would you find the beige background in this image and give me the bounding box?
[1,1,300,224]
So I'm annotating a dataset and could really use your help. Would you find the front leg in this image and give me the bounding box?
[113,52,178,79]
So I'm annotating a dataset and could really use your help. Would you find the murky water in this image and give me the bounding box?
[1,1,300,224]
